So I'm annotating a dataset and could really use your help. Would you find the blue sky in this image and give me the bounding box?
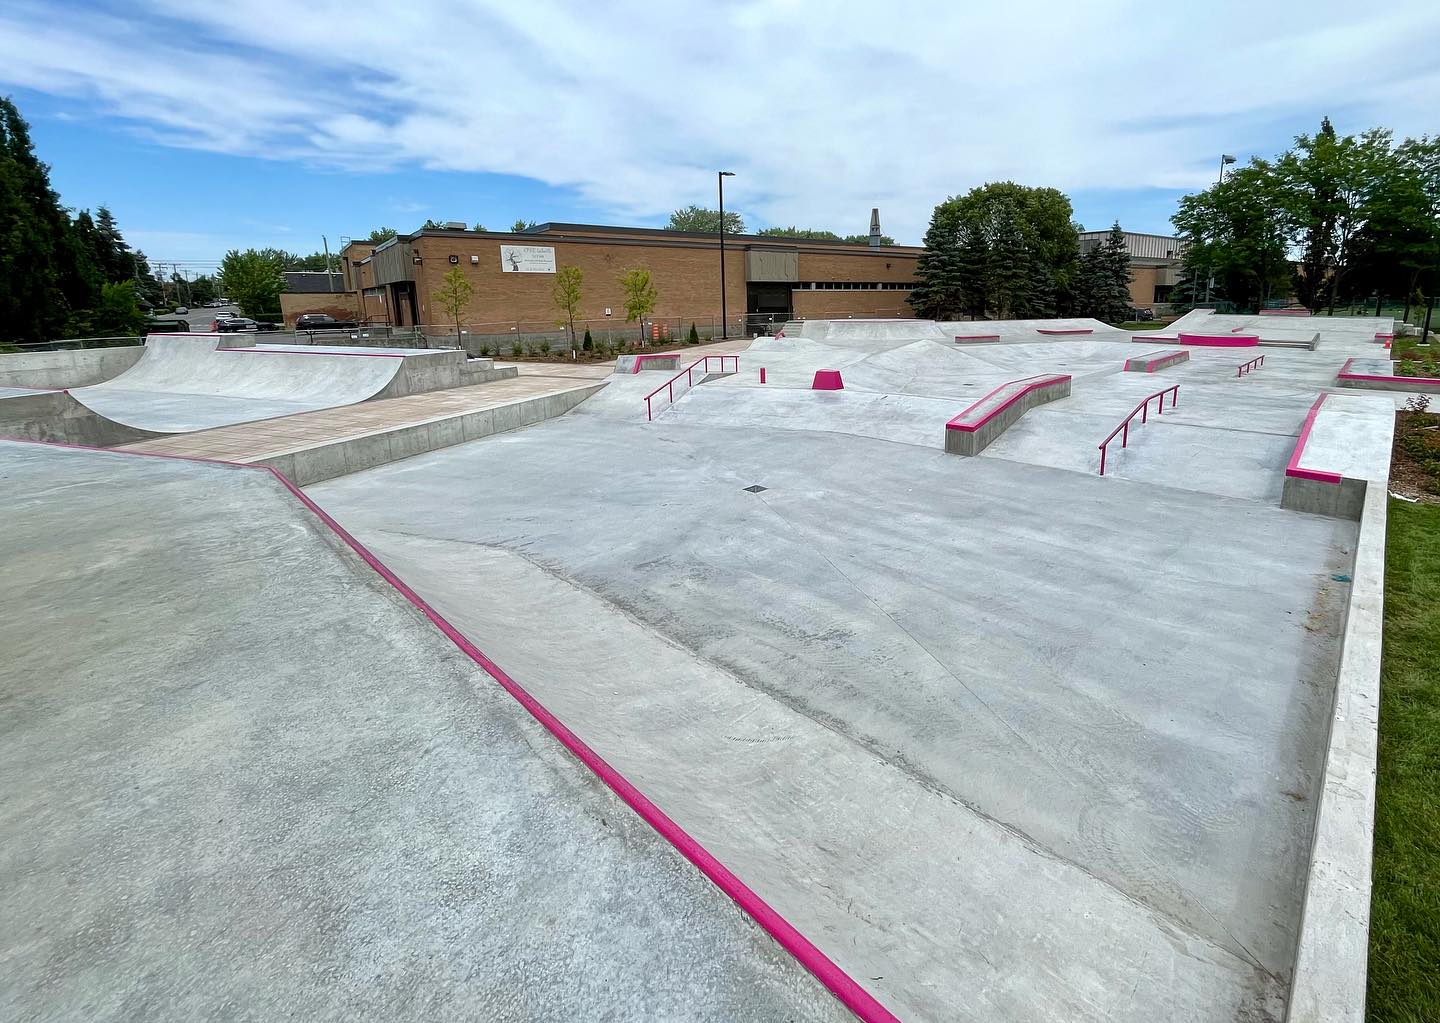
[3,0,1438,270]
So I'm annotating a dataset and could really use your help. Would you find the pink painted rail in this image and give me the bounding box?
[1097,385,1179,475]
[643,354,739,421]
[1237,354,1265,377]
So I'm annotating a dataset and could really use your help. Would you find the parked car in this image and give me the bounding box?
[148,316,191,332]
[215,316,279,333]
[174,306,189,315]
[295,313,358,331]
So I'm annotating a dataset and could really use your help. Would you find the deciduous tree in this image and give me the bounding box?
[552,265,583,352]
[667,205,745,234]
[434,265,474,343]
[218,249,286,318]
[618,268,658,342]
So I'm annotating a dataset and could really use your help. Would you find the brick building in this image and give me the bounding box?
[335,219,921,337]
[1077,230,1188,309]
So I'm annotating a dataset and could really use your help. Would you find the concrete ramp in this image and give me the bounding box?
[67,335,468,434]
[799,319,952,344]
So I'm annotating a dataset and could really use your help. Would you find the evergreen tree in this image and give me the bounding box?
[1091,222,1135,321]
[908,203,965,319]
[0,96,70,341]
[984,200,1033,318]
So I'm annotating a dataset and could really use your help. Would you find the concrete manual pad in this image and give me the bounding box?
[310,329,1361,1022]
[0,441,856,1023]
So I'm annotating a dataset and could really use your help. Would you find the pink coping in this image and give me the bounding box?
[1374,333,1394,340]
[812,369,844,390]
[954,334,1001,342]
[2,437,900,1023]
[216,347,409,358]
[1177,332,1260,347]
[946,374,1071,432]
[1036,328,1092,335]
[629,352,683,374]
[1285,394,1341,484]
[1337,356,1438,385]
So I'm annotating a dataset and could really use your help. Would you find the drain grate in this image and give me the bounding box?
[742,484,768,493]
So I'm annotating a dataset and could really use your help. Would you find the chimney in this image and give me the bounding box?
[868,208,882,247]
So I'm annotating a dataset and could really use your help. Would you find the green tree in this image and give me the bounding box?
[218,249,285,317]
[472,223,487,232]
[365,226,398,243]
[667,204,745,234]
[511,219,538,232]
[757,226,843,241]
[551,265,583,352]
[91,280,147,336]
[618,267,658,342]
[843,233,897,245]
[0,96,71,341]
[1074,222,1134,321]
[188,274,219,306]
[1174,160,1292,311]
[434,265,474,342]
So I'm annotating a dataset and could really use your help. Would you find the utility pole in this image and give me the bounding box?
[323,235,334,292]
[718,170,735,339]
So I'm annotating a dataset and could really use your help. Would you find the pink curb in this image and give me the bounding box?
[1177,332,1260,347]
[1285,394,1341,485]
[1036,328,1092,335]
[1337,356,1438,385]
[947,375,1071,432]
[3,437,900,1023]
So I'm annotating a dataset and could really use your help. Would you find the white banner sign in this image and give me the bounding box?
[499,244,556,273]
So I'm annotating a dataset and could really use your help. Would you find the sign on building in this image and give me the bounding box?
[499,245,556,273]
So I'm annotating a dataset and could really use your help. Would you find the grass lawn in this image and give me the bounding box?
[1111,320,1171,331]
[1367,499,1440,1021]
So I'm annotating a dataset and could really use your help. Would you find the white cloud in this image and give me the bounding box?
[2,0,1437,242]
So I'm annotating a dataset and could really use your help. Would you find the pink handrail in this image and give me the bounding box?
[643,354,739,420]
[1098,385,1179,475]
[1236,355,1265,377]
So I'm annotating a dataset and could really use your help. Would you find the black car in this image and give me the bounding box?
[215,316,279,333]
[295,313,358,331]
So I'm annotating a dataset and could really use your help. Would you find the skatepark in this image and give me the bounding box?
[0,312,1401,1021]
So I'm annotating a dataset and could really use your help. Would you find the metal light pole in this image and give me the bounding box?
[718,170,735,339]
[1204,155,1238,305]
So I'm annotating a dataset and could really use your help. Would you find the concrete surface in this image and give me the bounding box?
[0,387,157,447]
[1285,484,1386,1023]
[0,345,144,388]
[1124,349,1190,372]
[120,375,606,486]
[0,440,855,1023]
[64,335,510,435]
[309,320,1373,1020]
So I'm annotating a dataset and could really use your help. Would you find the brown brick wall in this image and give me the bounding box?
[792,289,914,318]
[799,251,917,283]
[1129,267,1158,306]
[279,292,361,328]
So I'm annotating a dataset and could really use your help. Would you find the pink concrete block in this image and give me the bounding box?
[812,369,844,390]
[1177,332,1260,347]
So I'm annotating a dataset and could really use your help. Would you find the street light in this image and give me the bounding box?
[718,171,735,339]
[1218,153,1237,184]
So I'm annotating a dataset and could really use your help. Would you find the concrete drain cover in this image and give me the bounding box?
[743,484,768,493]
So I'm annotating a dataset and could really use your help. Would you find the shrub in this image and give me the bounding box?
[478,344,491,357]
[510,341,523,357]
[582,327,593,351]
[538,339,551,355]
[688,322,699,344]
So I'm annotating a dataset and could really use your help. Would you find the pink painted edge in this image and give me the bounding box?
[1285,394,1342,485]
[1036,328,1092,335]
[947,374,1071,432]
[1336,356,1440,385]
[1374,333,1394,340]
[215,347,411,359]
[953,334,1001,341]
[1,437,898,1023]
[1177,332,1260,347]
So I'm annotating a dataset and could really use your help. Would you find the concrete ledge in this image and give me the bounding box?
[1036,328,1091,335]
[1284,483,1385,1023]
[257,383,605,486]
[954,334,1001,343]
[616,353,683,374]
[1337,357,1440,393]
[0,388,157,447]
[1124,350,1189,373]
[1259,333,1320,351]
[0,345,144,388]
[944,374,1071,455]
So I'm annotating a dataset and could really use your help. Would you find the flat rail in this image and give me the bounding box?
[643,354,739,421]
[1098,385,1179,476]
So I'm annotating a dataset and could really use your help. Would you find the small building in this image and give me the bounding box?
[278,271,360,328]
[339,217,922,338]
[1078,230,1187,309]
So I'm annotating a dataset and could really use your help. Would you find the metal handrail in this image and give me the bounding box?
[1098,385,1179,475]
[643,354,739,421]
[1237,355,1265,377]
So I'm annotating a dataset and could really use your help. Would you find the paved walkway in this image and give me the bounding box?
[120,373,599,462]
